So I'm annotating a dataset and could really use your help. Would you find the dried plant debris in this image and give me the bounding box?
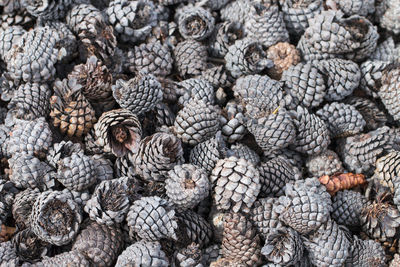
[0,1,400,265]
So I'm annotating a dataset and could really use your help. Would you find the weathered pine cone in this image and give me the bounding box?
[12,188,41,230]
[208,21,245,58]
[306,149,344,177]
[331,190,368,228]
[250,197,284,239]
[228,143,260,166]
[23,0,73,20]
[345,236,386,267]
[177,6,215,41]
[11,228,51,263]
[378,65,400,121]
[115,241,169,267]
[176,210,213,248]
[176,78,215,106]
[174,39,208,77]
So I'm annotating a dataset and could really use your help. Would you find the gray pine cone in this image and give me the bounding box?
[0,25,25,61]
[177,6,215,41]
[373,151,400,193]
[359,60,390,98]
[0,241,19,266]
[176,210,213,248]
[12,188,41,230]
[11,228,50,263]
[22,0,73,19]
[331,190,368,228]
[35,251,90,267]
[176,78,215,106]
[332,0,375,17]
[208,21,245,58]
[378,65,400,121]
[220,101,247,144]
[116,241,169,267]
[228,143,260,166]
[345,237,385,267]
[305,149,344,177]
[250,197,284,239]
[174,242,203,267]
[174,40,207,77]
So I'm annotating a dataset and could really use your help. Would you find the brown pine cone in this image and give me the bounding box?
[266,42,300,80]
[319,173,366,196]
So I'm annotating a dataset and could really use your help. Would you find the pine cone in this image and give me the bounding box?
[8,152,54,190]
[50,78,96,138]
[177,6,215,41]
[106,0,157,43]
[221,212,261,266]
[189,132,227,174]
[12,188,40,230]
[176,210,213,248]
[370,37,399,62]
[72,220,124,267]
[281,0,323,36]
[345,236,386,267]
[66,4,104,36]
[0,241,19,266]
[220,101,246,144]
[245,5,289,47]
[202,244,221,266]
[174,99,220,146]
[281,62,326,109]
[379,0,400,34]
[258,156,301,197]
[306,149,344,177]
[5,26,61,83]
[211,156,261,213]
[125,41,172,77]
[134,132,184,182]
[23,0,73,19]
[373,151,400,193]
[359,60,390,98]
[225,38,273,79]
[390,254,400,267]
[174,40,207,77]
[112,74,163,116]
[220,0,257,24]
[91,154,114,183]
[36,251,90,267]
[261,227,303,266]
[331,190,368,228]
[165,164,210,211]
[378,65,400,121]
[0,9,33,30]
[266,42,300,80]
[116,241,169,267]
[290,106,330,155]
[247,108,296,153]
[228,143,260,166]
[196,65,233,89]
[319,173,366,196]
[84,177,132,225]
[0,180,19,227]
[176,78,215,106]
[11,228,50,263]
[95,109,142,157]
[250,197,283,239]
[361,198,400,241]
[274,177,332,235]
[46,141,83,169]
[127,196,178,241]
[303,219,350,267]
[0,25,25,61]
[332,0,375,17]
[30,190,82,246]
[7,117,52,158]
[174,242,203,267]
[208,21,245,58]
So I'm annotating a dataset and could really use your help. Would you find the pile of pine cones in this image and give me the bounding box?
[0,0,400,266]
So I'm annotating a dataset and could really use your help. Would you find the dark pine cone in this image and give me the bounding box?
[174,39,208,77]
[115,240,169,267]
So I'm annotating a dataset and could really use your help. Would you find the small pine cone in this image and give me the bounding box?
[8,82,51,120]
[127,196,178,241]
[23,0,73,20]
[220,0,257,24]
[36,251,90,267]
[266,42,300,80]
[176,210,213,248]
[95,109,142,157]
[202,244,221,266]
[0,241,19,266]
[50,79,97,138]
[220,101,246,144]
[228,143,260,166]
[91,154,114,183]
[177,6,215,41]
[290,106,330,155]
[7,117,52,157]
[316,102,366,138]
[245,5,289,47]
[116,241,169,267]
[247,108,296,153]
[174,99,220,146]
[250,198,283,239]
[12,228,50,263]
[233,74,284,117]
[174,40,208,77]
[72,220,124,267]
[125,41,172,77]
[208,21,245,58]
[303,219,350,267]
[343,96,387,131]
[331,190,368,228]
[359,60,390,98]
[281,0,323,36]
[174,242,203,267]
[112,74,163,116]
[12,188,40,230]
[274,178,332,235]
[176,78,215,106]
[46,141,83,169]
[332,0,375,17]
[316,58,361,101]
[134,132,184,182]
[379,0,400,34]
[345,237,386,267]
[165,164,210,211]
[0,9,33,30]
[319,173,366,196]
[258,156,301,197]
[196,65,233,89]
[5,26,61,83]
[222,212,261,266]
[106,0,157,43]
[306,149,344,177]
[261,227,303,266]
[211,156,261,213]
[0,25,25,61]
[281,62,326,109]
[30,190,82,246]
[337,126,394,173]
[8,152,54,190]
[370,37,399,62]
[373,151,400,193]
[84,177,131,225]
[68,56,112,101]
[378,65,400,121]
[225,38,273,79]
[189,132,227,174]
[361,199,400,241]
